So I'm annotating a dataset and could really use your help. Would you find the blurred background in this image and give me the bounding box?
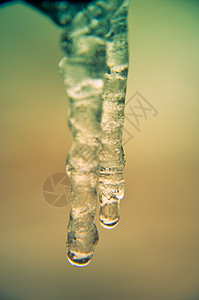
[0,1,199,299]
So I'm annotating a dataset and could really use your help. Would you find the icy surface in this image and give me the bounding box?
[99,1,128,228]
[59,0,129,266]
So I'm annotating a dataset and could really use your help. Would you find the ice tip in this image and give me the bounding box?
[99,216,120,229]
[99,201,120,229]
[67,249,93,267]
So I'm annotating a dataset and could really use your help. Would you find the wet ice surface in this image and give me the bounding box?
[58,0,129,266]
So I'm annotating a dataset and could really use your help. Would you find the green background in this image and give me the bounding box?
[0,1,199,299]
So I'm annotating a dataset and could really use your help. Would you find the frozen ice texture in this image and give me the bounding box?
[99,1,128,228]
[59,0,129,266]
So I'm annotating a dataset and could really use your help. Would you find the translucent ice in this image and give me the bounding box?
[99,1,128,228]
[59,0,129,266]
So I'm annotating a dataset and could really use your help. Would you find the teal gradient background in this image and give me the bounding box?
[0,1,199,300]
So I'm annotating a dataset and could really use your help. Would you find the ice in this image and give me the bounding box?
[99,1,128,228]
[58,0,129,266]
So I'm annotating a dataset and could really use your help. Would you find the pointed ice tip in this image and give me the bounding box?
[67,249,93,267]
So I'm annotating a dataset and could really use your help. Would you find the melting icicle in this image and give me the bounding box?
[99,1,129,228]
[58,31,105,266]
[58,0,129,266]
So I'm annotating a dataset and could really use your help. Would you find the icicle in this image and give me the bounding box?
[58,14,105,267]
[58,0,129,266]
[99,0,129,228]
